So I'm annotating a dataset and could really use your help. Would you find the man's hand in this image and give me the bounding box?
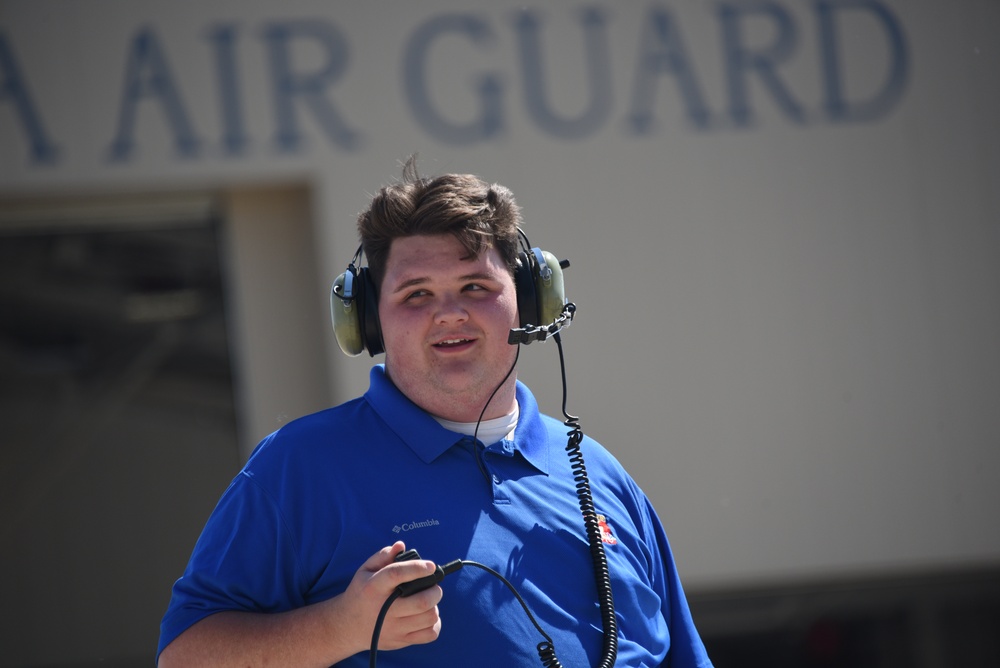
[335,541,444,652]
[157,541,443,667]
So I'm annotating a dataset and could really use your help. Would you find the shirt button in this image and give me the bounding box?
[492,474,501,485]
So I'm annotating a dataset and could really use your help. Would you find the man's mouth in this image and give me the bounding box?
[434,338,473,348]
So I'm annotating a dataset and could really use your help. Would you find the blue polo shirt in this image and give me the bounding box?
[158,366,712,667]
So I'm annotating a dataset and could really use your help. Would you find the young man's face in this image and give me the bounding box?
[378,233,520,422]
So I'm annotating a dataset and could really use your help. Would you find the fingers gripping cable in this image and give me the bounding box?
[369,550,572,668]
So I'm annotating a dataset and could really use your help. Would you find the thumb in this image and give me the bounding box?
[362,541,408,573]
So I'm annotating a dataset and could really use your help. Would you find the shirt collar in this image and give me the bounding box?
[510,379,550,475]
[364,365,458,464]
[364,365,549,474]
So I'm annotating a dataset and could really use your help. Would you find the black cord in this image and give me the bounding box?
[471,344,520,482]
[370,589,403,668]
[368,559,559,668]
[553,331,618,668]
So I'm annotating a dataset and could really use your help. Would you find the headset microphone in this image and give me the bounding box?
[508,302,576,345]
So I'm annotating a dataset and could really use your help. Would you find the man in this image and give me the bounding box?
[157,159,713,667]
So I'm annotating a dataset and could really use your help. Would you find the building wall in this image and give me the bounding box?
[2,0,998,596]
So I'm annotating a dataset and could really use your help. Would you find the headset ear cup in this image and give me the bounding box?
[533,249,567,326]
[331,269,365,357]
[514,251,540,328]
[358,267,384,356]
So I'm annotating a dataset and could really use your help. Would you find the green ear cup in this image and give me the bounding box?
[331,271,365,357]
[535,249,567,326]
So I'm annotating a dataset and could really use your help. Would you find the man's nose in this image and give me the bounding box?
[434,295,469,323]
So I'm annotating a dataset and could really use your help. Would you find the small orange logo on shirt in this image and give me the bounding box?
[597,514,617,545]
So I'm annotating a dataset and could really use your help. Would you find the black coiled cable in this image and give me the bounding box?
[550,331,618,668]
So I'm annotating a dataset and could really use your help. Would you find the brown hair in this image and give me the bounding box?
[357,156,523,290]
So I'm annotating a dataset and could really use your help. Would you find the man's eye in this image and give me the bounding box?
[463,283,486,292]
[404,289,429,301]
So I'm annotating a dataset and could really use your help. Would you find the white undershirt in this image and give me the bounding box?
[433,402,519,446]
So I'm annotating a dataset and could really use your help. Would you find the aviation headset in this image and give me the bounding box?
[330,230,568,357]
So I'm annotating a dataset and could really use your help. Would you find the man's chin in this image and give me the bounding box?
[441,377,516,413]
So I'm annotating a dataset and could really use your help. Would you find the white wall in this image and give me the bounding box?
[2,0,998,589]
[221,185,331,460]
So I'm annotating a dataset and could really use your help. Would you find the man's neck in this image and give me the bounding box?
[433,402,519,446]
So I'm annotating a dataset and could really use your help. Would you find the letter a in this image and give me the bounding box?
[108,27,200,161]
[0,31,59,164]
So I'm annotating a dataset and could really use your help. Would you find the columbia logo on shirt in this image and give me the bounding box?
[393,518,441,533]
